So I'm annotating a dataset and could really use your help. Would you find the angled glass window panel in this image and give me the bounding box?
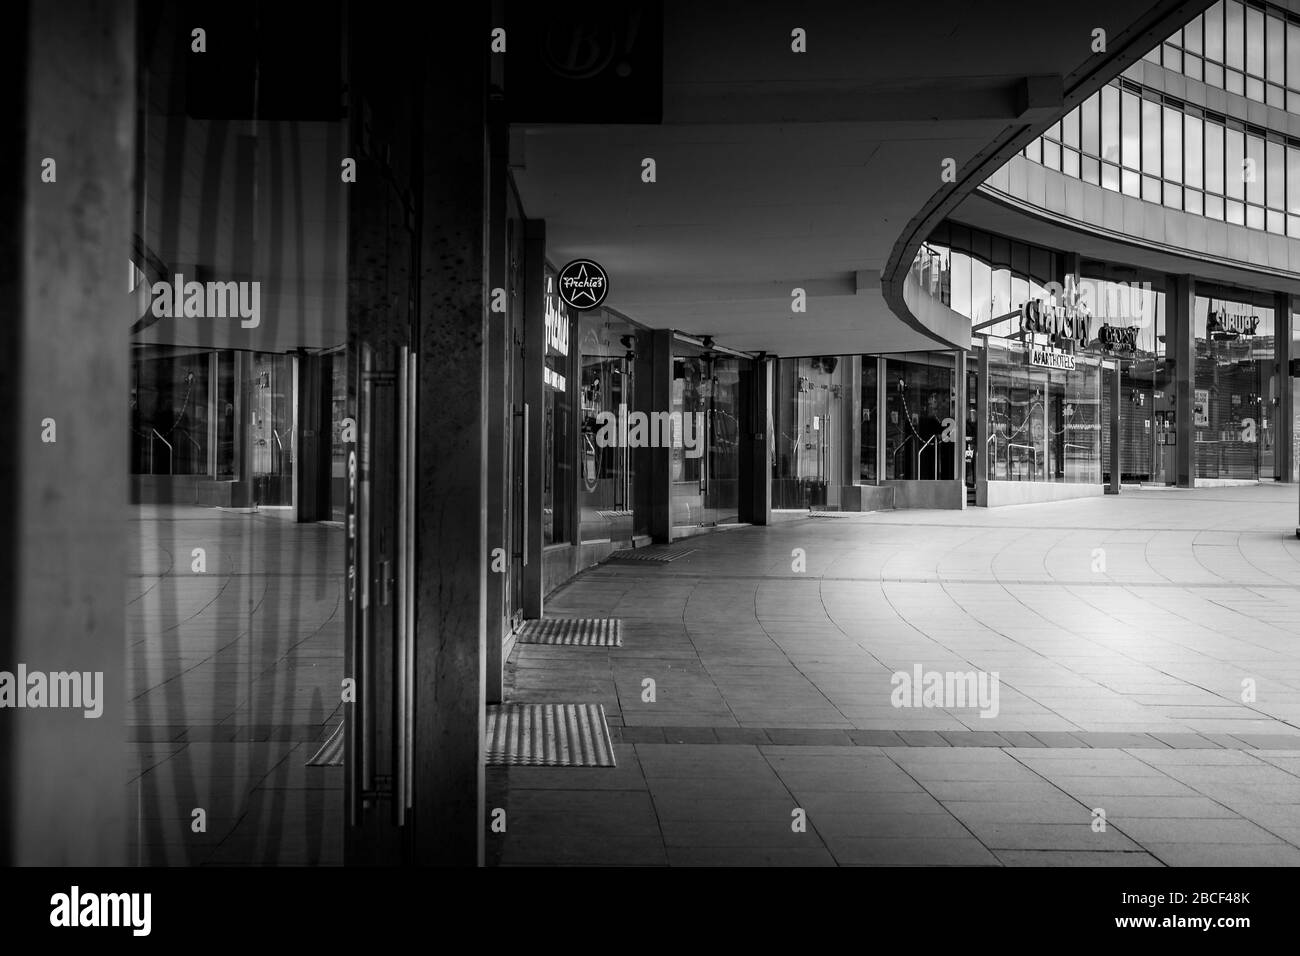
[1144,46,1162,65]
[1207,61,1225,86]
[1246,133,1264,204]
[1168,27,1183,47]
[1063,106,1080,148]
[1267,83,1284,108]
[1043,138,1061,170]
[1102,161,1120,191]
[1206,2,1225,61]
[1029,246,1051,286]
[1288,145,1300,213]
[1268,209,1284,233]
[1226,1,1244,69]
[1246,75,1264,101]
[1247,203,1264,229]
[1101,85,1121,162]
[1010,241,1029,282]
[1227,69,1245,95]
[1267,14,1285,83]
[1046,120,1061,142]
[1289,90,1300,111]
[1083,155,1100,184]
[1185,114,1203,188]
[1123,167,1140,197]
[1025,138,1042,163]
[972,255,991,326]
[1267,139,1284,209]
[951,248,972,318]
[1289,213,1300,236]
[1290,23,1300,89]
[1206,120,1224,194]
[1187,54,1204,82]
[1227,198,1245,223]
[1122,90,1141,170]
[1163,182,1182,208]
[1162,105,1182,182]
[1164,45,1183,72]
[1082,94,1100,156]
[1246,6,1263,76]
[1226,126,1244,198]
[1186,188,1204,215]
[1186,13,1204,54]
[1063,148,1080,178]
[1207,193,1225,219]
[1143,175,1161,203]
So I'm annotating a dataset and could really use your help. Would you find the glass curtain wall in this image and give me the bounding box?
[1026,73,1300,236]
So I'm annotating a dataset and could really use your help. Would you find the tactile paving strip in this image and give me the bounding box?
[517,617,623,646]
[486,703,616,767]
[607,545,697,563]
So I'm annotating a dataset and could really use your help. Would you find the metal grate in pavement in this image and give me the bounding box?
[517,617,622,646]
[486,703,616,767]
[607,545,696,563]
[305,721,344,767]
[809,511,866,518]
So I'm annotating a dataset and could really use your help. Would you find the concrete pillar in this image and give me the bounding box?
[1169,275,1197,488]
[521,220,544,620]
[953,350,967,508]
[1108,360,1122,494]
[1274,292,1292,483]
[413,10,489,865]
[0,0,133,866]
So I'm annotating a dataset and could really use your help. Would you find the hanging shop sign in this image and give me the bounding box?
[1027,345,1076,371]
[1207,307,1258,336]
[1019,297,1091,346]
[557,259,609,312]
[1193,388,1210,427]
[1098,324,1139,352]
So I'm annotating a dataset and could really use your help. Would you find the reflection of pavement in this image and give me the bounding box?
[127,506,343,865]
[489,486,1300,866]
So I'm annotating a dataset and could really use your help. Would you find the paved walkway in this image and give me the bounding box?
[488,485,1300,866]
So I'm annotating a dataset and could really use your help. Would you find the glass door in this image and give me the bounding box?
[250,352,293,506]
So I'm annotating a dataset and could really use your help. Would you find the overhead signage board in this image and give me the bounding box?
[1027,345,1076,371]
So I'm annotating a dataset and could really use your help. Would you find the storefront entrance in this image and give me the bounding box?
[671,345,744,534]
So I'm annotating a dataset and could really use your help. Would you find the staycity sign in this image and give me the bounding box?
[1019,296,1091,346]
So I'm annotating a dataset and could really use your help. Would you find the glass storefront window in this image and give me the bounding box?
[577,309,636,543]
[984,340,1102,484]
[773,356,847,508]
[1193,294,1275,479]
[861,358,878,482]
[884,355,956,480]
[671,343,746,531]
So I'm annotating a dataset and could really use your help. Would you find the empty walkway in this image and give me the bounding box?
[488,486,1300,866]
